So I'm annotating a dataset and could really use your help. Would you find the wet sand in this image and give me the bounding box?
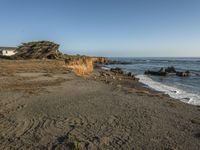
[0,60,200,150]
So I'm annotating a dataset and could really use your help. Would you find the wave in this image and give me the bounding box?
[101,66,110,70]
[130,58,199,63]
[136,75,200,106]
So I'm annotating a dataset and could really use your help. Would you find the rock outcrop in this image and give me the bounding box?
[110,67,124,74]
[165,66,176,73]
[92,57,132,65]
[176,71,190,77]
[12,41,63,59]
[109,67,137,80]
[144,70,167,76]
[145,66,190,77]
[65,57,93,76]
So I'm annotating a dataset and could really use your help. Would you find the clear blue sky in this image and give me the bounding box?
[0,0,200,57]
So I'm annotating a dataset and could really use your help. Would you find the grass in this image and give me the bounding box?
[0,60,68,74]
[63,54,90,60]
[0,60,71,94]
[191,117,200,125]
[63,134,82,150]
[19,41,59,47]
[74,141,81,150]
[0,77,67,93]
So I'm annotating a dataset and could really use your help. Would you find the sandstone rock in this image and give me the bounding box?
[92,57,132,65]
[65,57,93,76]
[92,57,110,64]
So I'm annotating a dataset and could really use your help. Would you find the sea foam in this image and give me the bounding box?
[136,75,200,106]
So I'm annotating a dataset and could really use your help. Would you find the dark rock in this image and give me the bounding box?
[127,72,132,76]
[110,67,124,74]
[144,66,190,77]
[165,66,176,73]
[186,70,190,74]
[176,71,190,77]
[144,70,167,76]
[100,72,107,77]
[107,60,132,65]
[159,67,166,73]
[132,75,136,78]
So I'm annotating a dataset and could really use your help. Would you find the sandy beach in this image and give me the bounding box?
[0,60,200,150]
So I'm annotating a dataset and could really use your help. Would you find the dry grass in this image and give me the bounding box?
[0,75,68,94]
[0,77,66,90]
[66,58,94,76]
[0,59,94,77]
[0,60,71,93]
[0,60,68,75]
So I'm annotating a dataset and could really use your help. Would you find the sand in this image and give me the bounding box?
[0,60,200,150]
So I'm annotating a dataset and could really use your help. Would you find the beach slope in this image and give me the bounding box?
[0,60,200,150]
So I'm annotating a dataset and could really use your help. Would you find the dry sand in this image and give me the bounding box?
[0,60,200,150]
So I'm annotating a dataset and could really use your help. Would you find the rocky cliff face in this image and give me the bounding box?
[65,57,115,76]
[92,57,132,65]
[65,57,94,76]
[64,56,129,76]
[92,57,110,64]
[12,41,63,59]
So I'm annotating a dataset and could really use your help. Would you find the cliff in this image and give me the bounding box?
[65,57,94,76]
[92,57,110,64]
[92,57,132,65]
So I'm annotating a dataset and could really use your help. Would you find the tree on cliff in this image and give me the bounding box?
[12,41,63,59]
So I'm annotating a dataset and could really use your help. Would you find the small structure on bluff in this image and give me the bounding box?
[0,47,17,56]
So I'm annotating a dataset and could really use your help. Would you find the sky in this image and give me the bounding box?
[0,0,200,57]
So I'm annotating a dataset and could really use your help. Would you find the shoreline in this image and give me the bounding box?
[0,60,200,149]
[101,64,200,106]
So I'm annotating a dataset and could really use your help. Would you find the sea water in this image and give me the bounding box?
[106,57,200,106]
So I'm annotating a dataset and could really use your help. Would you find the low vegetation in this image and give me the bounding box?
[13,41,62,59]
[191,117,200,125]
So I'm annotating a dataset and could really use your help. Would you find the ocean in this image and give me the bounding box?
[106,57,200,106]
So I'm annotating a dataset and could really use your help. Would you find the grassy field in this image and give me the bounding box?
[0,60,69,75]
